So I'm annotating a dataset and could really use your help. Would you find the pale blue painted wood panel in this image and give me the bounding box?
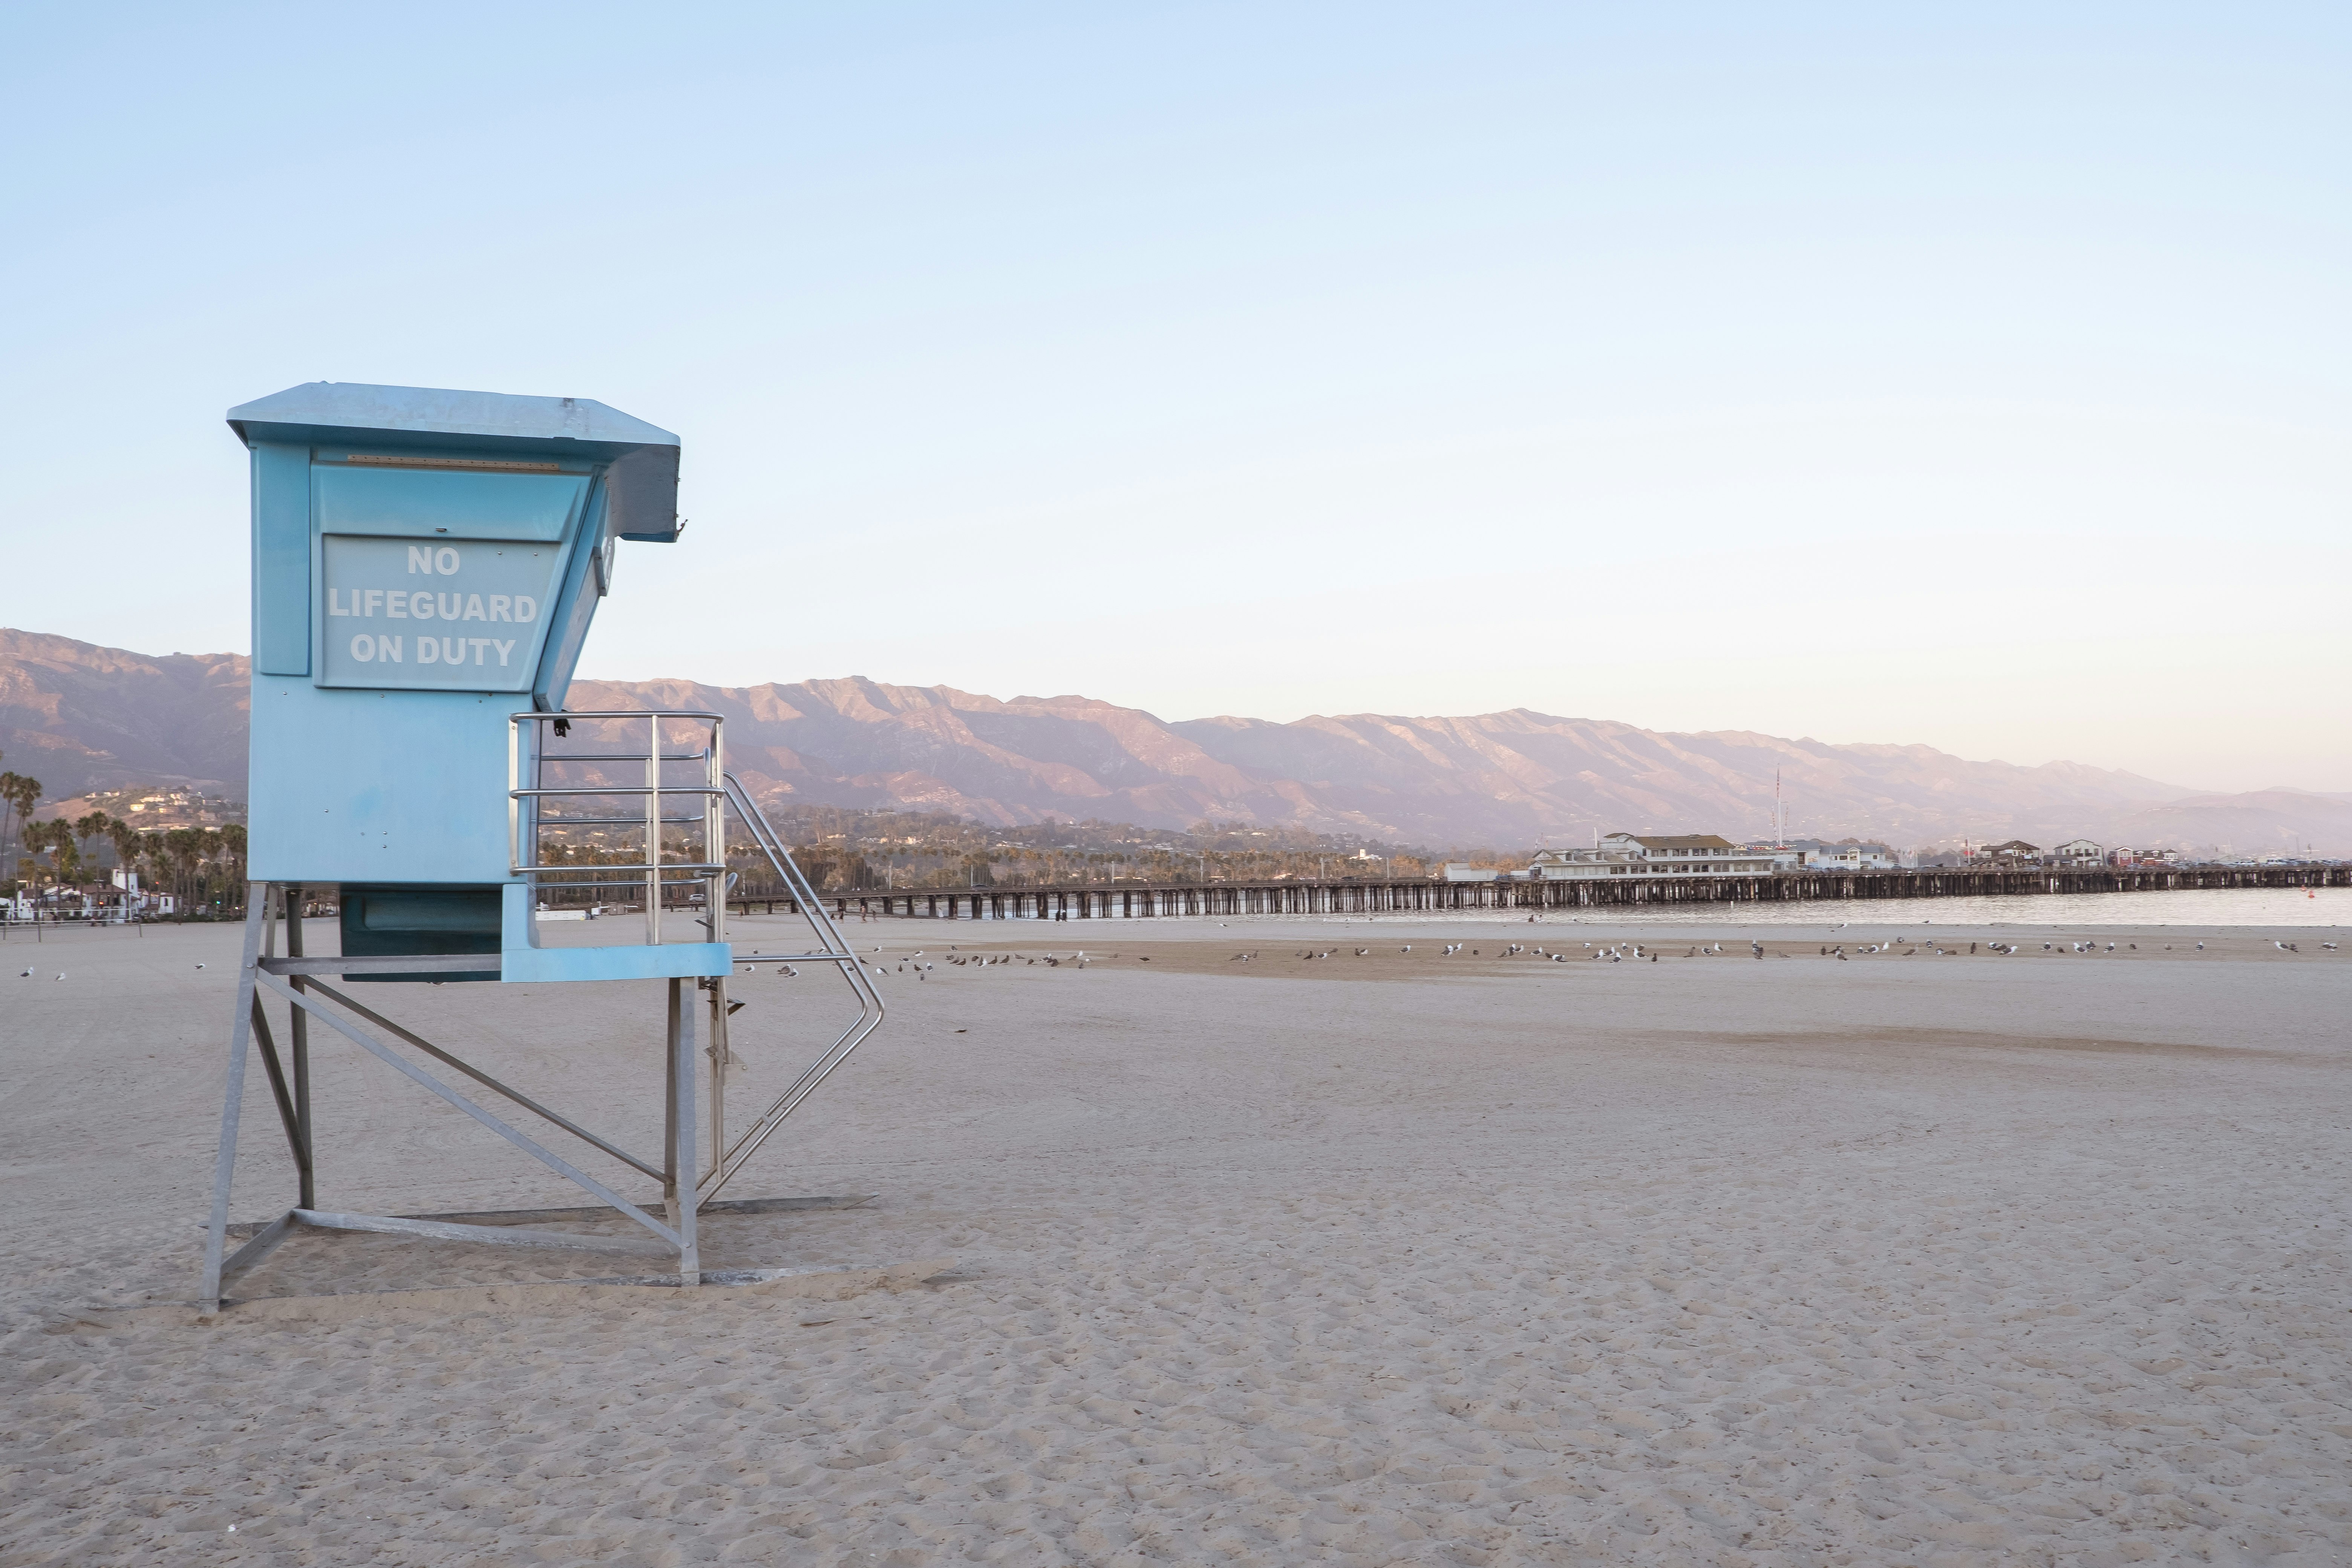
[247,681,515,884]
[251,443,311,675]
[312,466,588,541]
[500,944,732,984]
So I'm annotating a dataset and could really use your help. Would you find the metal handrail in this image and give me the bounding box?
[536,751,711,764]
[503,715,885,1208]
[698,771,885,1205]
[509,710,726,947]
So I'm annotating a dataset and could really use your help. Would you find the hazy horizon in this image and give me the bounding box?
[3,6,2343,793]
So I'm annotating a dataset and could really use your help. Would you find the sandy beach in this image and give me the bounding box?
[2,911,2347,1566]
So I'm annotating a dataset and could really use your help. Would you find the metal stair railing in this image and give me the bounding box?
[702,772,884,1205]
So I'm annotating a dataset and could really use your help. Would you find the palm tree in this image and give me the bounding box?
[0,767,38,892]
[74,813,112,889]
[106,818,144,917]
[162,827,200,914]
[192,827,227,916]
[218,824,248,913]
[19,820,66,891]
[132,830,172,915]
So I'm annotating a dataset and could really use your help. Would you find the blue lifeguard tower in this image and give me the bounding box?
[200,383,883,1314]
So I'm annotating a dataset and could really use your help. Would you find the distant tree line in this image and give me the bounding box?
[1,752,250,917]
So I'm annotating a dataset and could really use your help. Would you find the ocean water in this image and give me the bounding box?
[1257,884,2352,930]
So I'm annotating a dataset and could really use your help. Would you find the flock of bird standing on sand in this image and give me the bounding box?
[16,933,2336,986]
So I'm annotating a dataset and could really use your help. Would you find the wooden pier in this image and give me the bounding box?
[724,863,2350,923]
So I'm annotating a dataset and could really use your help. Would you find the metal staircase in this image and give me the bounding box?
[701,772,884,1206]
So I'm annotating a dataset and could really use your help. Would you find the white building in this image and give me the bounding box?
[2049,838,2104,867]
[1526,848,1631,880]
[1438,863,1501,883]
[102,870,175,916]
[1531,834,1779,879]
[1780,838,1898,871]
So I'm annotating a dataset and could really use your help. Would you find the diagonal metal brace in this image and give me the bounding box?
[248,998,312,1178]
[218,1209,298,1292]
[293,1209,672,1259]
[256,972,679,1249]
[300,978,663,1182]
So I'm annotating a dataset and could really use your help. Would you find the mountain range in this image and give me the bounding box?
[5,628,2346,854]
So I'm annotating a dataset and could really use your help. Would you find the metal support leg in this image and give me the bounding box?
[706,974,731,1185]
[285,884,314,1210]
[666,979,701,1285]
[199,883,272,1315]
[663,978,681,1231]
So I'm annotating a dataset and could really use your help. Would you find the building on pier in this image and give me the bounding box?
[1525,848,1633,880]
[1591,833,1781,876]
[1779,838,1898,871]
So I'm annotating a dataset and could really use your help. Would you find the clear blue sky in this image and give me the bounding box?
[3,3,2344,791]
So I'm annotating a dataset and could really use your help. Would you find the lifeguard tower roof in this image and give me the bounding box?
[227,381,683,541]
